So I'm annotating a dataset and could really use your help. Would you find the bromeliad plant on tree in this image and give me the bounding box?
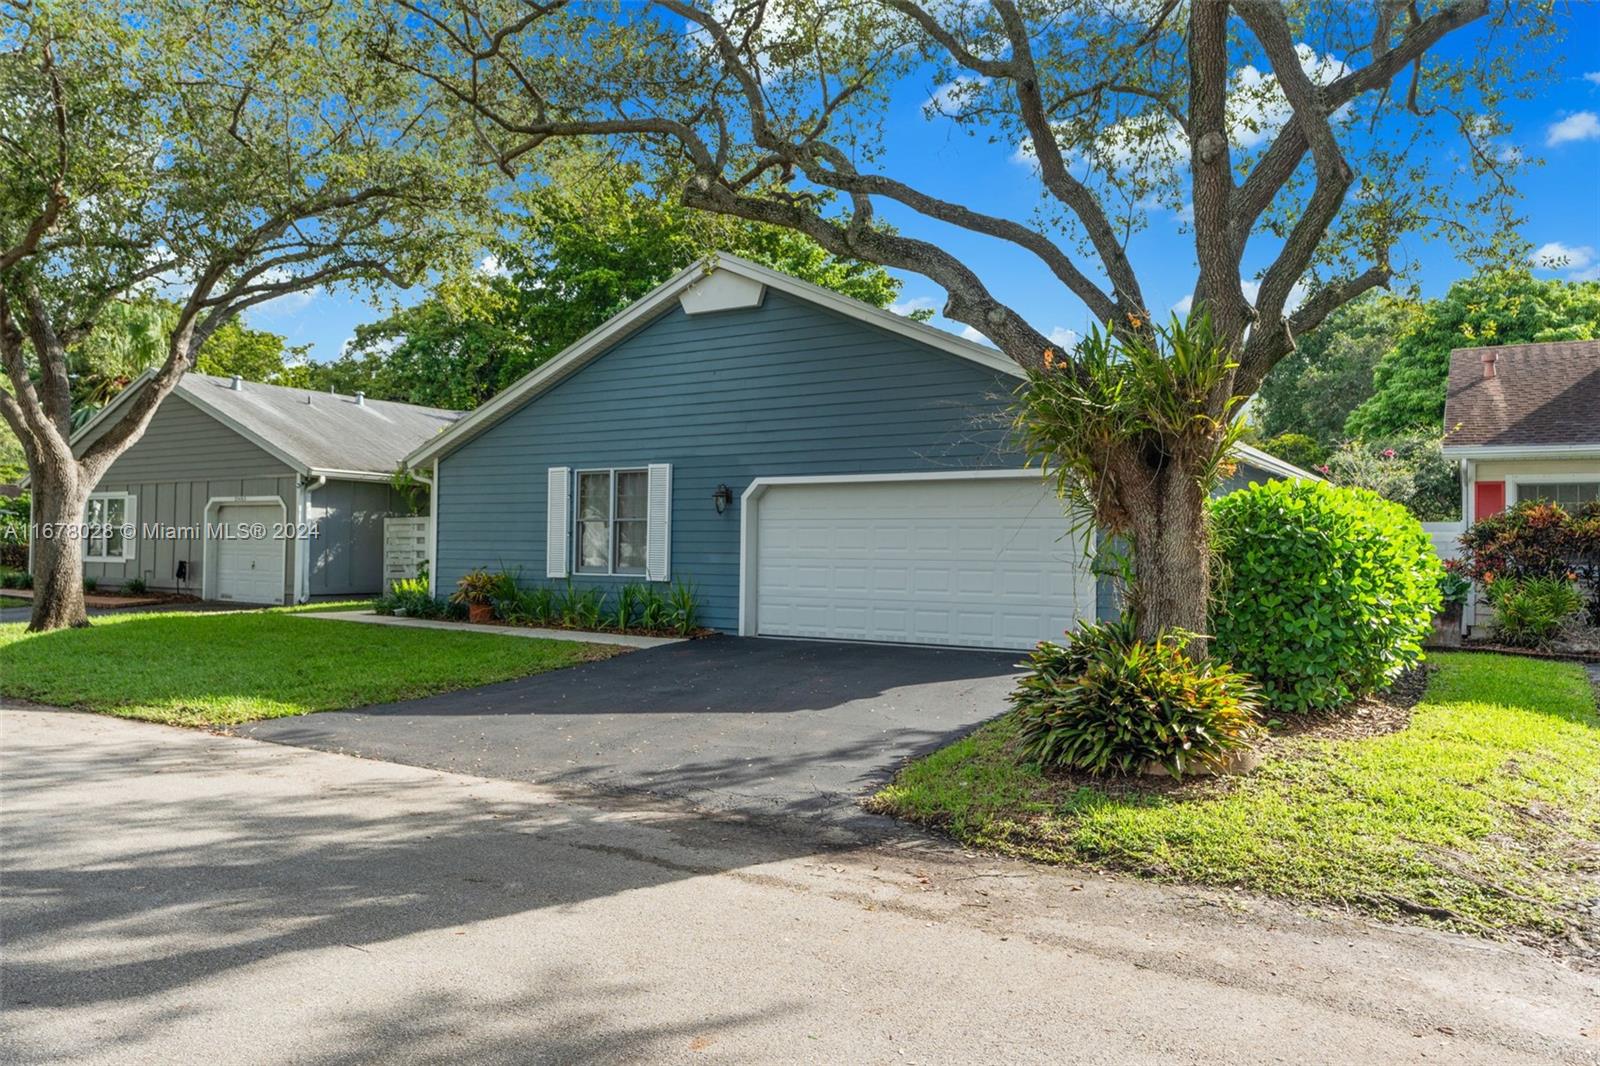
[1015,315,1246,645]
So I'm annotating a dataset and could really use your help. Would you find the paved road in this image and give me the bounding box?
[246,635,1022,837]
[5,706,1597,1065]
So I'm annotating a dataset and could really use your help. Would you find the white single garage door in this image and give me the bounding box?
[213,503,285,604]
[753,475,1097,650]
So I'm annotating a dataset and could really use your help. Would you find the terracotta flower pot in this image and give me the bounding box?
[468,602,494,624]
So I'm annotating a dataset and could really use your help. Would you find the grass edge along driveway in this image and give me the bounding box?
[0,608,616,727]
[871,652,1600,946]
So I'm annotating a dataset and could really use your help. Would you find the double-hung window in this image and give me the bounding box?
[84,492,136,563]
[576,469,648,575]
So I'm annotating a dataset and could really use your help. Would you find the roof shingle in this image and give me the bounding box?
[173,373,460,474]
[1441,339,1600,448]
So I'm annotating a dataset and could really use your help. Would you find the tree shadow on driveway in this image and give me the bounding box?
[1,717,815,1047]
[245,636,1023,836]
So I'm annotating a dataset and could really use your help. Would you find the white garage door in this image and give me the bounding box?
[214,503,285,604]
[753,475,1097,650]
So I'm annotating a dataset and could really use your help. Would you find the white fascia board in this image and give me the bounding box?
[1441,443,1600,460]
[1229,441,1322,481]
[306,467,397,484]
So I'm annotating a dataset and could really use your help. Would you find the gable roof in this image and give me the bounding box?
[73,371,460,480]
[1441,339,1600,454]
[404,252,1024,468]
[402,251,1318,481]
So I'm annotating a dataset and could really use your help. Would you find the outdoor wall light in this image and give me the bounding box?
[712,484,734,514]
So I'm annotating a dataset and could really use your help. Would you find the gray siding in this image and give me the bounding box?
[437,291,1026,631]
[307,480,410,597]
[83,394,297,601]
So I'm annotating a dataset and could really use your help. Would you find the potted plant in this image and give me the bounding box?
[451,568,499,624]
[1433,560,1471,647]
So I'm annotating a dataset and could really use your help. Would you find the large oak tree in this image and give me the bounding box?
[388,0,1544,640]
[1,0,489,629]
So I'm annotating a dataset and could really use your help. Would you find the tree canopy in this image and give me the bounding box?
[1345,272,1600,439]
[1255,292,1423,447]
[378,0,1553,641]
[303,160,910,410]
[1,0,490,629]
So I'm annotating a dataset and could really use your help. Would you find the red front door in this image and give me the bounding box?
[1474,480,1506,521]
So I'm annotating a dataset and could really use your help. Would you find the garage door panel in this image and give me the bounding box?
[755,477,1096,650]
[213,502,285,605]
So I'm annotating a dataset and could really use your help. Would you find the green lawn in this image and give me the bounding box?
[0,608,616,726]
[871,653,1600,942]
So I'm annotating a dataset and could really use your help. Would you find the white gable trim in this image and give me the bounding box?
[1231,442,1321,482]
[404,253,1026,469]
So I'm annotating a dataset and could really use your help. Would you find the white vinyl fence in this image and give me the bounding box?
[1422,520,1471,629]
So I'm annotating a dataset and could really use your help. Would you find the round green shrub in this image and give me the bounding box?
[1209,479,1442,713]
[1011,618,1263,778]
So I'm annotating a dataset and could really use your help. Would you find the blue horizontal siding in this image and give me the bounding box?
[436,289,1301,633]
[437,292,1023,630]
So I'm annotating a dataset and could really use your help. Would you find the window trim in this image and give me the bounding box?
[84,491,137,564]
[573,467,648,577]
[1509,476,1600,508]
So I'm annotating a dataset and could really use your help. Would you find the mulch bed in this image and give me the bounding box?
[1452,640,1600,665]
[1263,664,1430,744]
[0,588,199,610]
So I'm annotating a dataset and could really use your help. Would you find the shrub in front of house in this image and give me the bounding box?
[375,578,462,621]
[1460,499,1600,627]
[454,568,704,637]
[1483,575,1585,648]
[1210,479,1441,713]
[1011,618,1263,778]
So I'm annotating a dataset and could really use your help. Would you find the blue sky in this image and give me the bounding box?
[248,6,1600,365]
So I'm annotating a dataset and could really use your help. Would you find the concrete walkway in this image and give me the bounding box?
[4,705,1597,1065]
[301,609,684,649]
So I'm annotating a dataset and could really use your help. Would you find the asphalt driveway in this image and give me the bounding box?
[245,635,1022,835]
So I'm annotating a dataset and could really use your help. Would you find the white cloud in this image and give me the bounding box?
[478,254,510,277]
[1171,294,1194,316]
[1532,241,1597,271]
[959,324,996,347]
[1583,72,1600,86]
[1573,265,1600,283]
[890,295,938,317]
[1546,111,1600,146]
[925,76,989,115]
[1048,327,1080,348]
[1169,278,1305,321]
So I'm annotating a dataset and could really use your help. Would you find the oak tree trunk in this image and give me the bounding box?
[1118,449,1213,646]
[27,462,89,631]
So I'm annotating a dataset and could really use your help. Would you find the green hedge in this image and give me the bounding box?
[1210,480,1442,712]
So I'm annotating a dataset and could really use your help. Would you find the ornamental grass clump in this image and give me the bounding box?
[1012,618,1263,778]
[1209,480,1441,713]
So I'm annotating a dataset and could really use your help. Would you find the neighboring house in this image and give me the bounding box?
[1442,340,1600,523]
[54,372,457,604]
[407,253,1314,651]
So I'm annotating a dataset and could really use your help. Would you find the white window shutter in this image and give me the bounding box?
[646,463,672,582]
[546,467,570,578]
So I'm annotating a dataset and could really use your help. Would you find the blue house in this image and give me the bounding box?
[407,254,1311,650]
